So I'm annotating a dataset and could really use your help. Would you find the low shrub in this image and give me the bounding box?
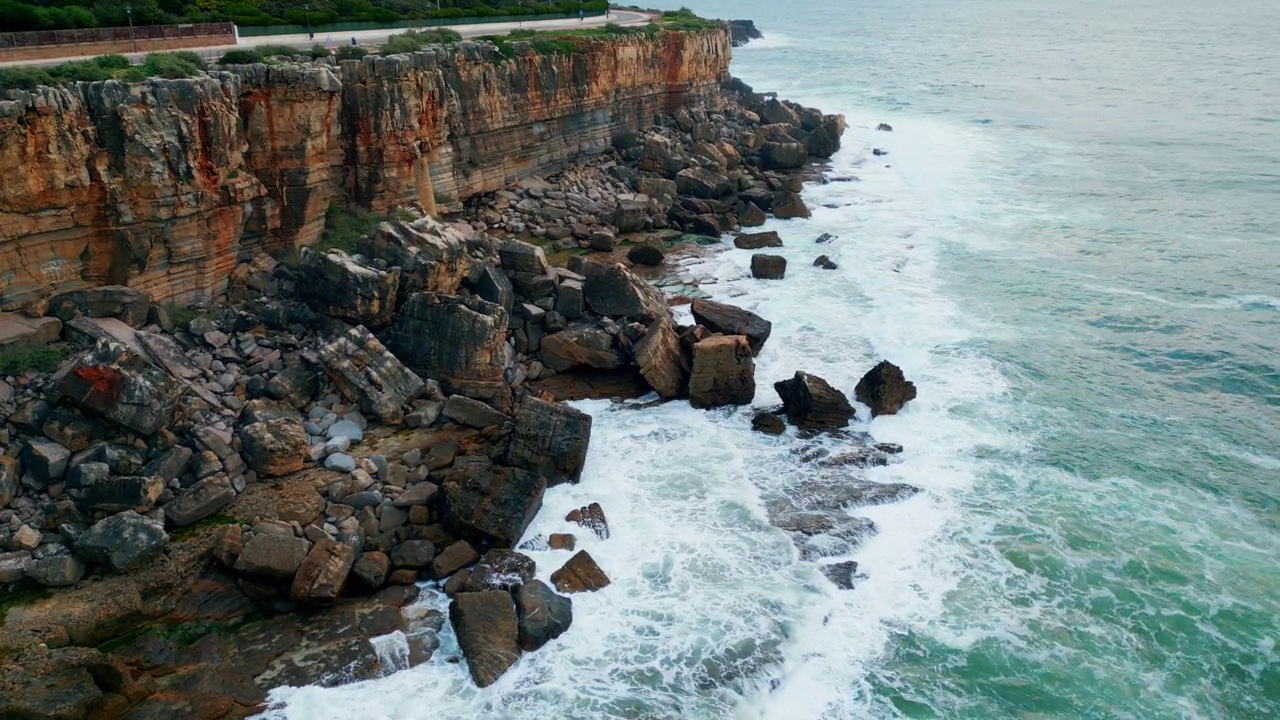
[218,49,263,65]
[255,43,302,59]
[319,204,381,254]
[0,66,55,91]
[309,44,331,59]
[142,51,205,79]
[92,54,131,70]
[335,45,368,61]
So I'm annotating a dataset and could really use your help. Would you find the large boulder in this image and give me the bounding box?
[690,299,772,356]
[761,141,809,170]
[733,231,783,250]
[807,114,846,158]
[506,395,592,486]
[688,335,756,409]
[75,511,168,573]
[515,580,573,651]
[319,325,426,424]
[442,395,508,429]
[290,537,356,603]
[164,475,236,527]
[772,191,811,220]
[675,167,734,199]
[539,326,626,372]
[550,550,611,593]
[359,216,472,297]
[774,371,855,429]
[614,199,648,233]
[297,248,400,328]
[583,263,667,321]
[633,318,690,399]
[48,286,151,328]
[386,293,509,403]
[234,531,310,580]
[627,236,666,266]
[760,98,802,127]
[498,238,551,276]
[441,465,546,548]
[639,134,684,177]
[58,339,183,435]
[21,438,70,486]
[265,363,321,408]
[449,590,520,687]
[751,254,787,280]
[463,549,536,592]
[854,360,918,417]
[239,417,308,477]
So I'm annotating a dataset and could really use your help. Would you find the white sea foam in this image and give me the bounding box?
[258,113,1013,719]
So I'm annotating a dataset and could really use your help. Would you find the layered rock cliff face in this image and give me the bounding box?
[0,29,731,312]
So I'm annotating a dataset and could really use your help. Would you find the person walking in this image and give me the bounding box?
[579,8,584,22]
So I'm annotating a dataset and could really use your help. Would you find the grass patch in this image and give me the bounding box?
[255,44,304,59]
[0,53,153,91]
[170,513,239,542]
[0,583,51,625]
[0,344,64,376]
[319,203,382,254]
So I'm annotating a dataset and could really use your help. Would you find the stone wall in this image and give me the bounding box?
[0,28,731,311]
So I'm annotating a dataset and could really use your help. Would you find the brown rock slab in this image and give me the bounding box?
[290,537,356,603]
[688,335,756,408]
[774,371,855,430]
[506,395,592,486]
[431,540,480,578]
[449,590,521,687]
[691,299,772,356]
[551,550,611,593]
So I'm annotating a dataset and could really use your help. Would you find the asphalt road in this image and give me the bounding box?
[0,9,653,68]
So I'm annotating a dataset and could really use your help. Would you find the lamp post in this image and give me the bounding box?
[304,4,312,41]
[125,5,136,53]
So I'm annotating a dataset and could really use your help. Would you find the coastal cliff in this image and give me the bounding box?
[0,29,730,312]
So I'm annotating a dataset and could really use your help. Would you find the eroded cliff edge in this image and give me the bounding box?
[0,29,730,311]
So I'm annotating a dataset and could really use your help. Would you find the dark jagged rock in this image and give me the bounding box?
[498,238,552,276]
[774,371,855,430]
[449,589,520,688]
[22,437,70,486]
[583,263,667,321]
[551,550,611,593]
[728,19,763,47]
[814,255,838,270]
[633,317,690,399]
[627,236,666,266]
[319,325,426,424]
[855,360,918,417]
[386,293,509,403]
[751,411,786,435]
[297,248,401,328]
[75,510,168,573]
[807,115,846,158]
[507,395,592,486]
[515,579,573,651]
[463,549,536,592]
[442,465,546,549]
[265,363,320,408]
[821,561,864,590]
[58,339,183,436]
[876,122,894,132]
[165,475,236,527]
[751,254,788,280]
[239,417,308,477]
[565,502,610,540]
[431,540,480,578]
[734,231,783,250]
[48,285,151,328]
[761,98,802,127]
[689,335,756,408]
[473,263,515,313]
[815,233,837,244]
[772,190,811,220]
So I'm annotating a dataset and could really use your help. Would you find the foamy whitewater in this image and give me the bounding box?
[261,0,1280,717]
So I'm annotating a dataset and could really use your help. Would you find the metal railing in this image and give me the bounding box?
[0,22,236,49]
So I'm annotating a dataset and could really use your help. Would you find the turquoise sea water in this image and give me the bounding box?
[264,1,1279,717]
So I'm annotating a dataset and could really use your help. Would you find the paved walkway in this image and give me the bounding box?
[0,9,653,68]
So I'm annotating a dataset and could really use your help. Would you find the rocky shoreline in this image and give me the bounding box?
[0,66,919,717]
